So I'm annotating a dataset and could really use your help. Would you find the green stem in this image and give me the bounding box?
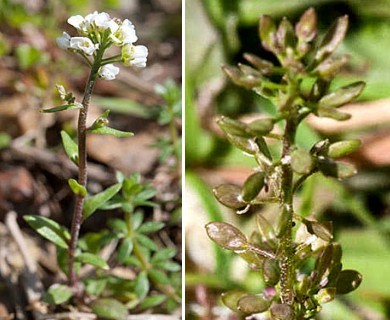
[168,106,181,178]
[279,116,296,306]
[68,47,105,291]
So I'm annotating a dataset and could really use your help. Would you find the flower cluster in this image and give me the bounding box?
[56,11,148,80]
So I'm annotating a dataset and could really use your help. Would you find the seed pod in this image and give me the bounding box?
[226,134,258,155]
[315,15,349,62]
[309,78,330,102]
[295,7,317,42]
[241,172,266,202]
[259,15,277,52]
[327,139,361,158]
[335,269,362,294]
[318,158,357,180]
[222,65,260,89]
[256,136,273,160]
[316,287,336,304]
[303,219,333,242]
[238,249,265,268]
[243,53,274,75]
[318,81,365,109]
[270,303,294,320]
[217,116,250,137]
[256,213,276,242]
[291,148,314,174]
[221,290,247,312]
[313,55,349,80]
[213,184,247,209]
[276,18,296,52]
[237,294,271,314]
[262,258,280,286]
[317,106,351,121]
[313,244,334,286]
[248,118,274,136]
[205,222,248,251]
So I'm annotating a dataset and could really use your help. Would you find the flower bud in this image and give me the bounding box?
[318,81,365,109]
[295,7,317,42]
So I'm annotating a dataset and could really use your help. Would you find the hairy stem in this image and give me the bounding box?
[68,52,103,290]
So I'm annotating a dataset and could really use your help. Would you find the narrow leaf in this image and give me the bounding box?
[61,130,78,165]
[75,252,109,270]
[148,269,170,285]
[44,284,73,305]
[151,247,177,263]
[91,298,128,320]
[68,179,87,197]
[83,183,122,220]
[89,126,134,137]
[40,103,82,113]
[24,215,69,249]
[135,271,149,300]
[117,238,134,263]
[138,221,165,234]
[139,295,166,309]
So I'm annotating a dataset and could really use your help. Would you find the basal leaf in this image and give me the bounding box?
[24,215,69,249]
[75,252,109,270]
[91,298,128,320]
[83,183,122,220]
[44,284,73,305]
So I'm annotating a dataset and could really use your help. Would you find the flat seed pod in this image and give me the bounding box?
[313,244,334,286]
[241,172,266,202]
[303,219,333,242]
[237,294,271,314]
[327,139,361,158]
[248,118,274,136]
[295,7,317,42]
[315,15,348,62]
[213,184,246,209]
[318,158,357,179]
[205,222,248,251]
[335,269,362,294]
[270,303,294,320]
[226,134,258,155]
[221,290,247,312]
[217,116,250,138]
[291,149,314,174]
[318,81,365,109]
[256,213,276,242]
[317,106,351,121]
[262,258,281,286]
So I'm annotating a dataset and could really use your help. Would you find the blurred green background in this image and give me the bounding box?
[185,1,390,319]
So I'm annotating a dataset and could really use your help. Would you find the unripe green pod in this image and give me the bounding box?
[248,118,274,136]
[217,116,249,138]
[237,294,271,315]
[226,134,257,155]
[221,290,247,313]
[241,172,266,202]
[317,158,357,179]
[214,184,246,209]
[335,270,362,294]
[317,106,351,121]
[291,148,314,174]
[262,258,280,286]
[270,303,294,320]
[327,139,361,158]
[205,222,248,251]
[318,81,365,109]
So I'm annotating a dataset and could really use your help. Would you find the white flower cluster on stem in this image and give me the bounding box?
[56,11,148,80]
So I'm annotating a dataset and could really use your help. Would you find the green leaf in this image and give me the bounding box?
[148,269,170,285]
[135,271,149,300]
[117,238,133,263]
[40,103,82,113]
[154,260,181,272]
[91,298,128,320]
[89,126,134,137]
[206,222,248,251]
[90,110,110,130]
[68,179,87,197]
[24,215,69,249]
[139,295,166,309]
[83,183,122,220]
[151,247,177,263]
[61,131,79,165]
[75,253,109,270]
[0,132,11,149]
[135,234,158,251]
[85,278,108,296]
[44,284,73,305]
[138,221,165,234]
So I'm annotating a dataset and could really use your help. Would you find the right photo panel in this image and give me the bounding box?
[185,1,390,319]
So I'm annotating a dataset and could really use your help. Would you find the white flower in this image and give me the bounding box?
[99,64,120,80]
[68,15,86,31]
[56,32,71,49]
[122,44,148,67]
[69,37,98,55]
[93,12,119,32]
[110,19,137,46]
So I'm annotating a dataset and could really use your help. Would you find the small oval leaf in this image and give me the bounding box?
[91,298,128,320]
[61,130,79,165]
[75,252,109,270]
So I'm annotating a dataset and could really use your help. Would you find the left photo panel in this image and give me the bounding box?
[0,0,182,319]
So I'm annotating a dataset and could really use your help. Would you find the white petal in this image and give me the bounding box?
[133,45,148,58]
[56,32,71,49]
[69,37,97,55]
[67,15,84,29]
[99,64,120,80]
